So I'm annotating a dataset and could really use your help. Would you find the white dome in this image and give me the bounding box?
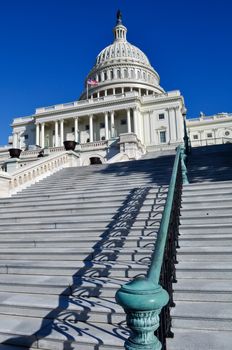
[79,12,165,100]
[96,41,151,67]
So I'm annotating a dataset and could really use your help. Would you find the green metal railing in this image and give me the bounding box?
[116,144,189,349]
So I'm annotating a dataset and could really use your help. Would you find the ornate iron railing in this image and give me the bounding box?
[116,144,189,349]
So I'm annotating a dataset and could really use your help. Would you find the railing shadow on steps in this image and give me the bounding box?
[115,145,188,350]
[1,185,157,349]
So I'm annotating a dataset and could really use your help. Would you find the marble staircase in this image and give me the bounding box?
[167,144,232,350]
[0,154,174,350]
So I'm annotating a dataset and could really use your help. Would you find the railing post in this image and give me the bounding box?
[180,145,189,184]
[116,277,169,350]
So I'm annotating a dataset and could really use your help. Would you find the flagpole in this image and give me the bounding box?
[86,81,88,100]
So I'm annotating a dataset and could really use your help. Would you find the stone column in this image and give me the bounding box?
[36,124,40,146]
[105,112,109,140]
[74,117,79,143]
[60,120,64,146]
[127,109,131,133]
[55,120,59,147]
[89,115,93,142]
[110,111,115,138]
[133,108,138,136]
[13,133,18,148]
[41,123,45,148]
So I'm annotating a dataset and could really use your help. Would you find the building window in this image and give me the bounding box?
[24,135,28,140]
[193,135,198,140]
[121,119,127,125]
[85,125,89,130]
[158,113,165,120]
[100,122,105,128]
[225,131,230,136]
[86,138,90,143]
[160,131,166,143]
[72,127,75,132]
[207,133,213,138]
[101,136,105,140]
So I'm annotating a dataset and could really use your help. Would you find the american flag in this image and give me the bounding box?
[87,79,98,86]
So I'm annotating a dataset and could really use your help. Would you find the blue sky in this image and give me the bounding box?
[0,0,231,145]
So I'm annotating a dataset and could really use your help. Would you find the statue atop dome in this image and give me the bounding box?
[116,10,122,25]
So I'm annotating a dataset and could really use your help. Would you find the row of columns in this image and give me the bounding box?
[35,108,138,148]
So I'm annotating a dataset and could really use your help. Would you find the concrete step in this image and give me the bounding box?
[0,259,149,277]
[178,238,232,247]
[183,180,232,190]
[179,224,232,234]
[0,247,153,262]
[175,261,232,279]
[0,274,128,297]
[180,215,232,224]
[0,314,126,349]
[174,278,232,293]
[167,328,232,350]
[0,236,156,249]
[181,207,232,216]
[0,291,125,324]
[171,300,232,330]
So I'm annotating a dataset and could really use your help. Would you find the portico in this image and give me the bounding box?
[34,106,139,148]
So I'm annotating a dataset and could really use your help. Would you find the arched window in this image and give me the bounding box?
[110,70,113,79]
[117,69,121,79]
[104,72,107,81]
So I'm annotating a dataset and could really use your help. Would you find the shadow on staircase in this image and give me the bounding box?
[1,186,153,349]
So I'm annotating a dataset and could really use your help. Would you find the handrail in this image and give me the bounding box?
[147,146,181,283]
[116,144,188,350]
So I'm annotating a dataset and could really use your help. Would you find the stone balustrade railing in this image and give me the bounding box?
[0,151,80,197]
[80,140,108,151]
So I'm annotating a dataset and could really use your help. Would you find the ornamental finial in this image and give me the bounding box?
[116,10,122,25]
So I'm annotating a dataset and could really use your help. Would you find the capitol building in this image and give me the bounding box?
[1,11,232,166]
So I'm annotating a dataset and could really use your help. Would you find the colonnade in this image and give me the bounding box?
[35,108,139,148]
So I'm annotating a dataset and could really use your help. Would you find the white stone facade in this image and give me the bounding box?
[187,112,232,147]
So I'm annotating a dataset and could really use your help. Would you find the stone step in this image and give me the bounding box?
[0,226,159,237]
[0,205,163,218]
[173,290,232,302]
[14,186,165,199]
[0,247,153,262]
[180,207,232,216]
[0,275,127,297]
[0,259,148,277]
[167,328,232,350]
[182,199,232,209]
[182,187,232,196]
[0,291,125,324]
[0,314,126,349]
[180,215,232,225]
[182,193,232,202]
[171,300,232,330]
[0,236,156,249]
[24,178,168,192]
[178,238,232,247]
[179,224,232,234]
[174,278,232,293]
[0,219,161,231]
[183,180,232,190]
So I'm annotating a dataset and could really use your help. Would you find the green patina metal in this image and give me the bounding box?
[116,145,188,349]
